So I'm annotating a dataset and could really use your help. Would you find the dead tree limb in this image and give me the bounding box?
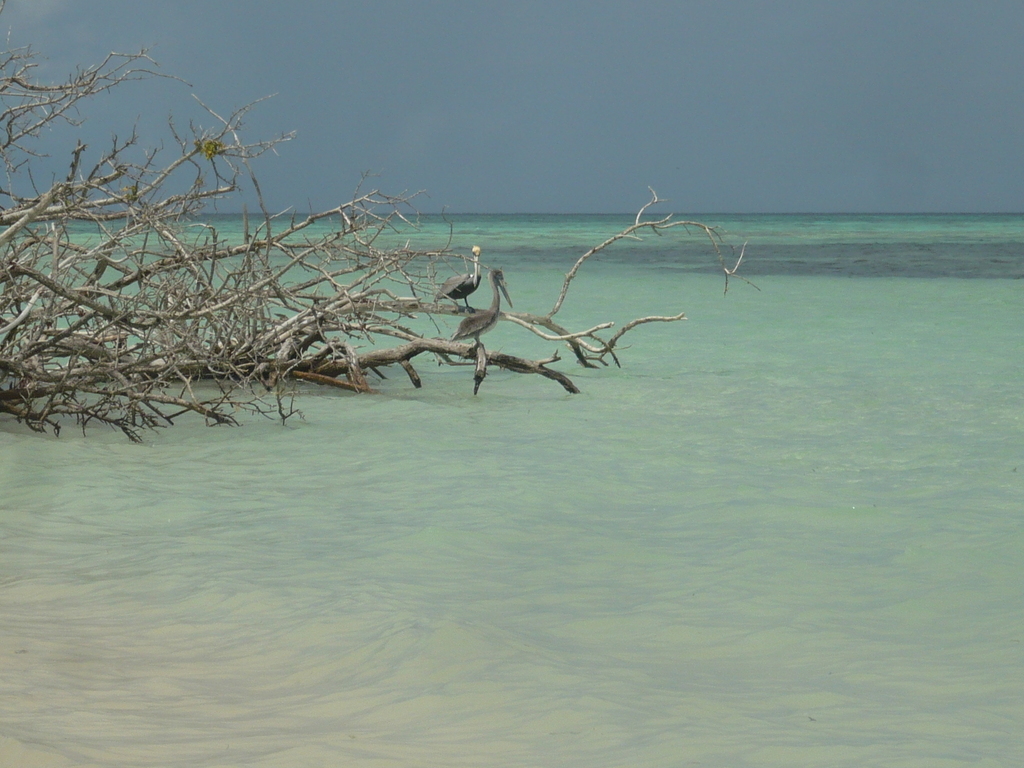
[0,17,745,438]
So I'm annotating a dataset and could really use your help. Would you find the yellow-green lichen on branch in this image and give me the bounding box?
[195,139,226,160]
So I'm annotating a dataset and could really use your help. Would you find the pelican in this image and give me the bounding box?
[451,268,512,344]
[435,245,482,312]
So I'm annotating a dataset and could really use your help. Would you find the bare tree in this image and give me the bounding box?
[0,13,747,441]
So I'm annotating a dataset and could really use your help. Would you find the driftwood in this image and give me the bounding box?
[0,12,745,441]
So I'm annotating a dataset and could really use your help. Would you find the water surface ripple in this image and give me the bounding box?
[2,215,1022,767]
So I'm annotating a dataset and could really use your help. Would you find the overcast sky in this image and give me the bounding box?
[4,1,1023,213]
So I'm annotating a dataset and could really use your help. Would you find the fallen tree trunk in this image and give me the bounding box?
[0,18,749,440]
[296,332,582,395]
[0,184,744,440]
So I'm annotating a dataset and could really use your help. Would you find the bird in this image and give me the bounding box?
[451,267,512,344]
[435,245,482,312]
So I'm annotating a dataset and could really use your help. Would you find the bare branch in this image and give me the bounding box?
[0,18,748,438]
[546,188,725,318]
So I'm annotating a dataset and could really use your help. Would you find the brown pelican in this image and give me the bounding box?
[451,267,512,344]
[435,245,482,312]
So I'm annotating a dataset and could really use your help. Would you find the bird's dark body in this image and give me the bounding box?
[436,273,480,302]
[435,245,482,311]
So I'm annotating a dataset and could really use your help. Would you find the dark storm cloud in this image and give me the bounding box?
[5,0,1023,212]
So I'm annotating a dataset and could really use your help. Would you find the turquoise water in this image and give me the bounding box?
[2,215,1023,767]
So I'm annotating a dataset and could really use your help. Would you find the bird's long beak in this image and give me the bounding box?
[498,276,513,309]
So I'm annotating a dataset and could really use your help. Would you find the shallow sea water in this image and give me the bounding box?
[1,215,1023,767]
